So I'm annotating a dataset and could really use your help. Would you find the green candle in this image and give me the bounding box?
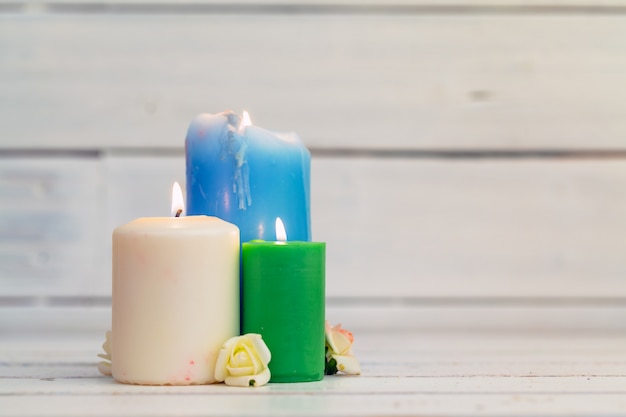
[242,219,325,383]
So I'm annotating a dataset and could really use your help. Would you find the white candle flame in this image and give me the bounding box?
[275,217,287,242]
[239,110,252,131]
[171,182,185,217]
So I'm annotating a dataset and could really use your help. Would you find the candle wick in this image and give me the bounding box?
[175,209,183,218]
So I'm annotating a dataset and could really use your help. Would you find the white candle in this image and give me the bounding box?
[111,184,239,385]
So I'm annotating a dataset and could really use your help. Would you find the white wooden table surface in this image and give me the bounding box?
[2,317,626,416]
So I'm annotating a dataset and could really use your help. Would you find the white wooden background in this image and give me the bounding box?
[1,0,626,330]
[2,2,626,416]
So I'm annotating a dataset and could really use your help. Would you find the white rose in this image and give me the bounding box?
[325,321,361,375]
[97,330,112,376]
[215,334,271,387]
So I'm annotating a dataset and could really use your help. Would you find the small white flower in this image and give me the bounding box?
[325,321,361,375]
[97,330,112,376]
[215,334,271,387]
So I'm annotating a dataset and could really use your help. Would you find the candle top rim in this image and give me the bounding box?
[243,240,324,245]
[189,112,305,146]
[114,215,240,236]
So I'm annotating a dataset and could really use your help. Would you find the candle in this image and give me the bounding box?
[185,111,311,243]
[112,183,240,385]
[242,218,325,382]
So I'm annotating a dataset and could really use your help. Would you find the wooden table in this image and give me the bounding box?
[2,323,625,416]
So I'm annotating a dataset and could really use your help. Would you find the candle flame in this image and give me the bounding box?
[275,217,287,242]
[240,110,252,130]
[171,182,185,217]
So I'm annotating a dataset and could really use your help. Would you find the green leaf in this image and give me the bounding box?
[325,357,338,375]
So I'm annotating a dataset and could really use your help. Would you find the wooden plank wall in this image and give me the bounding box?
[1,1,626,329]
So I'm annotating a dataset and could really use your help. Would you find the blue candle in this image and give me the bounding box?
[185,111,311,243]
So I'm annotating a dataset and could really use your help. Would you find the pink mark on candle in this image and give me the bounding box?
[185,376,191,381]
[164,266,178,283]
[134,252,146,265]
[189,360,195,365]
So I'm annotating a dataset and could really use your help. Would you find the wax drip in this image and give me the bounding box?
[220,111,252,210]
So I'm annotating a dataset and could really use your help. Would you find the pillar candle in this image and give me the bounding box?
[112,215,240,385]
[185,111,311,243]
[242,219,325,382]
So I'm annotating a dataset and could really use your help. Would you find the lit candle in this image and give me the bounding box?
[185,111,311,243]
[242,218,325,382]
[111,182,240,385]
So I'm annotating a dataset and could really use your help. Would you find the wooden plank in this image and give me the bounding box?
[0,157,105,296]
[313,158,626,298]
[2,155,626,299]
[2,392,625,417]
[103,155,626,298]
[5,393,626,417]
[3,375,626,395]
[5,345,626,379]
[3,305,626,352]
[1,14,625,150]
[326,304,626,333]
[4,1,626,7]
